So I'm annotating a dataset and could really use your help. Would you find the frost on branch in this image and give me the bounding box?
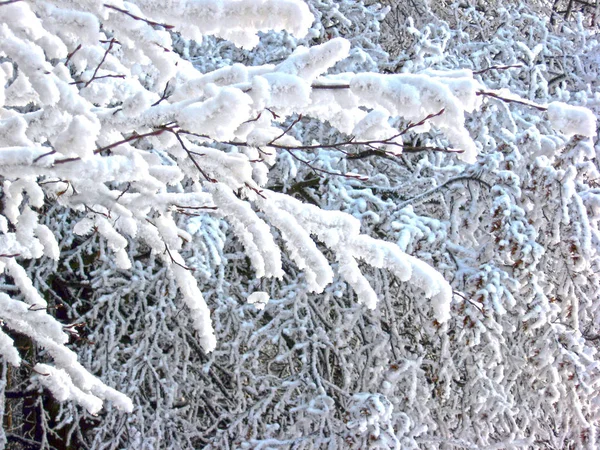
[1,0,594,428]
[547,101,597,138]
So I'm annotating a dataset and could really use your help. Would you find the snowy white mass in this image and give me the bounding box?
[0,0,599,448]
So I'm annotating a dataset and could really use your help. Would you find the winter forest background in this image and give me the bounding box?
[1,0,600,448]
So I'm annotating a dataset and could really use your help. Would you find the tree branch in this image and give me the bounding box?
[477,90,547,111]
[104,4,174,29]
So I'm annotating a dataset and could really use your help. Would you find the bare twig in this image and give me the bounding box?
[171,131,217,183]
[151,81,171,107]
[164,245,195,271]
[70,74,126,85]
[477,90,547,111]
[33,149,56,163]
[47,126,173,165]
[281,147,368,180]
[473,64,523,75]
[83,38,118,88]
[244,182,267,199]
[64,44,82,66]
[104,4,174,29]
[311,83,351,90]
[268,115,303,145]
[398,108,445,135]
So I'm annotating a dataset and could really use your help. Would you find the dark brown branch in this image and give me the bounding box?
[270,140,461,154]
[64,44,82,66]
[94,127,172,155]
[171,131,217,183]
[84,38,118,88]
[70,74,126,85]
[48,126,173,165]
[33,149,56,163]
[348,145,462,159]
[477,90,547,111]
[245,182,267,199]
[311,83,351,90]
[104,4,175,29]
[164,244,195,271]
[268,114,303,145]
[473,64,523,75]
[398,108,445,135]
[281,148,368,180]
[151,81,171,106]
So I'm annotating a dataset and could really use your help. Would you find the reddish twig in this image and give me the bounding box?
[65,44,82,66]
[83,38,118,88]
[151,81,172,106]
[104,4,174,29]
[268,114,303,145]
[477,90,547,111]
[171,132,217,183]
[47,126,173,165]
[164,245,195,271]
[70,74,126,85]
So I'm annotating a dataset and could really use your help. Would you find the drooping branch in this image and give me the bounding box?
[473,64,523,75]
[104,4,174,30]
[477,90,548,111]
[280,147,369,180]
[171,131,217,183]
[396,174,492,210]
[69,38,122,88]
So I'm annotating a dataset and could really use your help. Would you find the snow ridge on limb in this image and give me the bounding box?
[131,0,313,48]
[0,0,313,414]
[2,0,593,421]
[260,191,452,321]
[0,293,133,413]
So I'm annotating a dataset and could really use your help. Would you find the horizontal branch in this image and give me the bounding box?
[473,64,523,75]
[477,90,547,111]
[104,4,174,29]
[396,175,492,210]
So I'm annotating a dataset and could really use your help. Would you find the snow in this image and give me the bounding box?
[547,102,597,138]
[178,87,252,140]
[247,291,269,310]
[349,72,479,162]
[2,0,598,434]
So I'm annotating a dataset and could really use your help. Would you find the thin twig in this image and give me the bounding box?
[397,175,492,210]
[477,90,547,111]
[84,38,118,88]
[268,114,303,145]
[151,81,171,107]
[171,132,217,183]
[104,4,174,29]
[48,126,173,165]
[164,245,195,272]
[473,64,523,75]
[70,74,126,85]
[282,148,367,180]
[64,44,82,66]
